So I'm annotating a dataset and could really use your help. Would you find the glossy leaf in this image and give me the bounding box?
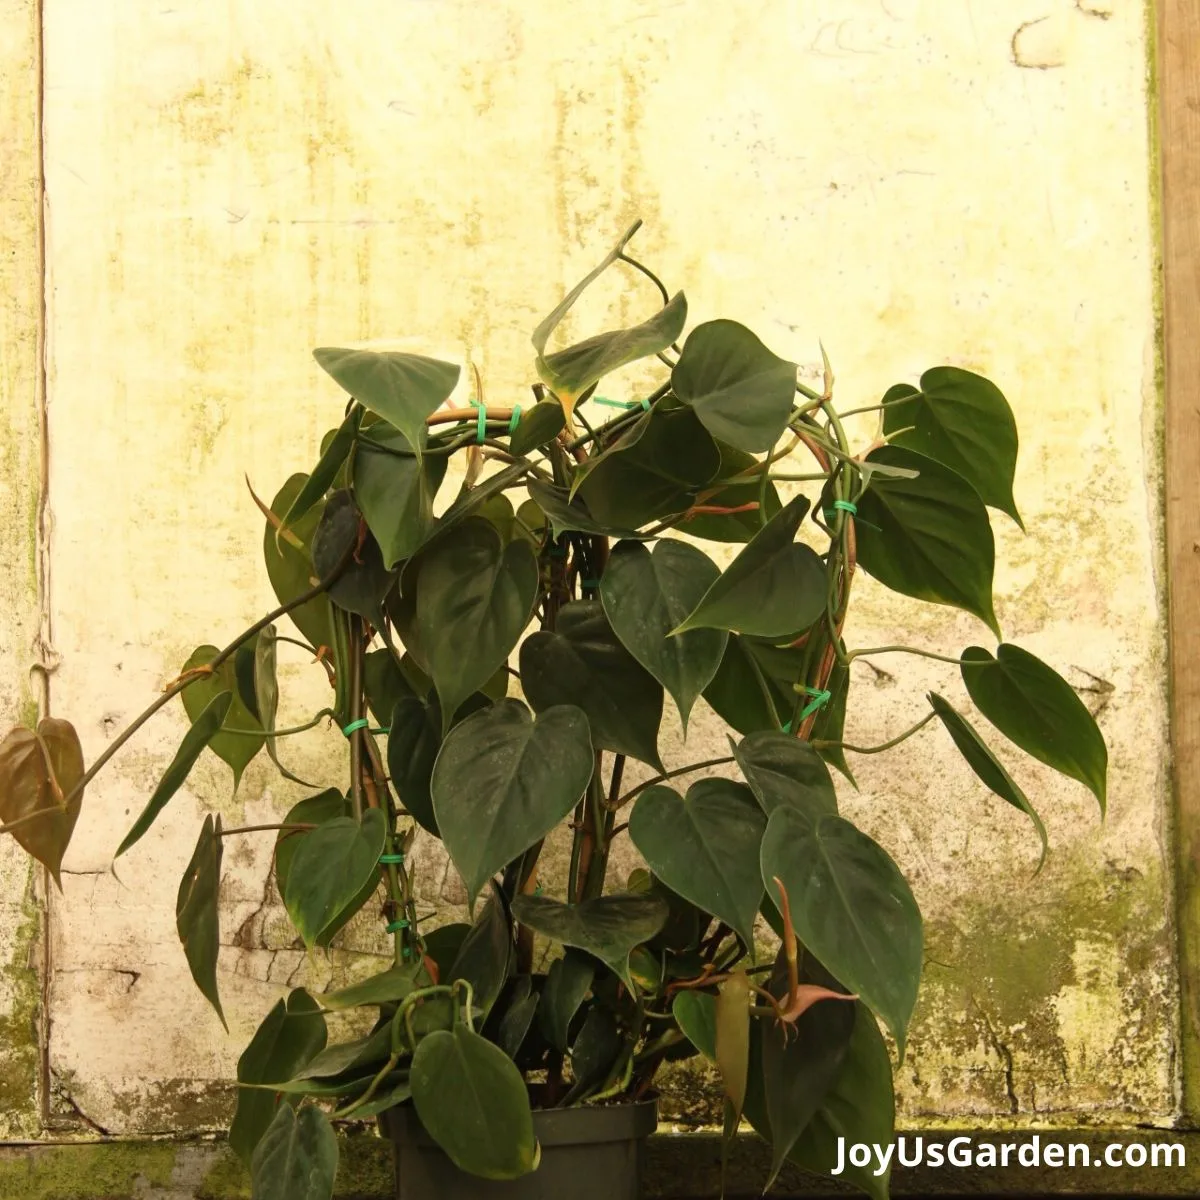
[672,319,798,453]
[960,644,1107,814]
[180,646,264,790]
[539,951,595,1052]
[446,884,512,1021]
[230,989,327,1166]
[431,701,594,905]
[520,601,664,770]
[311,490,393,626]
[702,634,804,735]
[761,808,922,1057]
[411,1024,538,1180]
[116,691,232,858]
[415,519,538,731]
[510,893,669,991]
[681,443,783,543]
[250,1102,338,1200]
[673,496,825,639]
[733,731,838,822]
[176,814,227,1030]
[600,539,727,731]
[318,964,420,1012]
[387,695,442,835]
[509,400,566,455]
[498,976,540,1059]
[286,1025,392,1083]
[629,780,766,945]
[282,809,386,950]
[525,478,643,541]
[672,990,717,1059]
[362,649,417,726]
[0,718,84,887]
[314,347,459,460]
[280,407,362,538]
[855,445,1000,636]
[928,693,1048,868]
[353,428,447,568]
[882,368,1022,529]
[569,1005,622,1092]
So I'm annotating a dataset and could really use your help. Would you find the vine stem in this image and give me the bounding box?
[814,711,936,755]
[610,756,737,812]
[846,645,972,666]
[218,822,317,837]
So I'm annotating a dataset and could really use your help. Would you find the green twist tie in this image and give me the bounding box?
[534,883,544,897]
[386,919,410,933]
[508,405,522,435]
[795,685,832,722]
[822,499,858,523]
[379,853,405,865]
[593,396,650,411]
[468,399,487,444]
[341,718,369,736]
[782,720,793,735]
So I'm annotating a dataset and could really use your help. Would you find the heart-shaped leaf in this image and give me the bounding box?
[882,367,1022,529]
[386,695,442,835]
[538,291,688,406]
[855,445,1000,636]
[733,731,839,822]
[446,885,512,1021]
[497,976,540,1059]
[672,990,717,1059]
[928,692,1048,868]
[629,780,766,945]
[314,347,459,460]
[282,809,386,950]
[116,691,233,858]
[230,989,327,1166]
[569,1005,623,1095]
[279,407,363,539]
[539,951,595,1052]
[415,519,538,731]
[702,634,805,735]
[311,490,394,627]
[254,625,315,788]
[0,718,85,887]
[760,809,922,1058]
[411,1024,538,1180]
[250,1102,339,1200]
[509,400,566,455]
[600,539,727,731]
[960,644,1107,815]
[673,495,825,639]
[317,965,420,1012]
[671,320,798,453]
[352,428,447,569]
[520,601,664,770]
[176,814,227,1030]
[510,893,669,991]
[809,660,856,787]
[524,478,643,540]
[431,700,594,905]
[679,442,783,543]
[180,646,264,790]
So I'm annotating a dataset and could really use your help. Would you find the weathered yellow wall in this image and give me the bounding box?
[1,0,1168,1139]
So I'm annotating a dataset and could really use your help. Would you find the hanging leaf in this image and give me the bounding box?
[672,496,825,639]
[411,1025,538,1180]
[672,990,717,1059]
[671,320,798,453]
[311,490,394,627]
[509,400,566,456]
[318,964,420,1012]
[362,649,417,726]
[760,808,922,1058]
[498,976,540,1059]
[352,427,447,569]
[230,989,327,1166]
[431,700,594,905]
[253,625,316,788]
[702,634,804,735]
[176,814,227,1030]
[681,442,783,543]
[445,884,513,1021]
[810,660,856,787]
[881,367,1022,529]
[855,445,1000,637]
[733,731,839,823]
[284,1025,393,1083]
[281,809,386,950]
[629,780,766,946]
[116,691,233,858]
[539,951,595,1052]
[179,646,264,791]
[569,1005,623,1093]
[524,478,644,541]
[279,407,363,540]
[510,893,669,992]
[714,970,752,1134]
[387,695,442,835]
[313,347,459,461]
[928,693,1048,868]
[600,539,727,731]
[520,601,664,770]
[0,718,85,887]
[415,519,538,732]
[960,644,1107,815]
[250,1102,339,1200]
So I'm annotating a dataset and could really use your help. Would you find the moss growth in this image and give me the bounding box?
[0,1143,177,1199]
[0,857,43,1138]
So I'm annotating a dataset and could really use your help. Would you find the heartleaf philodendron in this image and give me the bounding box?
[0,223,1106,1200]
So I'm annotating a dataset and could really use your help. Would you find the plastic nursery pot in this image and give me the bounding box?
[381,1099,658,1200]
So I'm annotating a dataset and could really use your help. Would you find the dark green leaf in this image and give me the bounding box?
[415,519,538,730]
[673,496,825,639]
[855,445,1000,636]
[569,1005,622,1092]
[671,319,798,453]
[446,885,512,1020]
[539,951,595,1052]
[509,400,566,455]
[702,635,803,735]
[525,478,643,540]
[600,539,727,731]
[180,646,264,790]
[431,700,594,905]
[341,1074,412,1119]
[882,368,1022,529]
[116,691,232,858]
[314,347,459,460]
[311,490,393,626]
[411,1025,538,1180]
[176,814,226,1029]
[672,990,716,1059]
[510,893,669,991]
[680,442,783,543]
[520,601,664,770]
[230,990,327,1166]
[422,923,471,980]
[761,809,922,1058]
[318,965,420,1012]
[285,1025,392,1083]
[960,644,1107,814]
[810,660,856,787]
[254,625,315,788]
[362,649,416,726]
[928,692,1048,868]
[281,809,386,950]
[497,976,540,1059]
[629,780,765,945]
[733,731,838,822]
[387,695,441,835]
[280,408,363,537]
[250,1103,338,1200]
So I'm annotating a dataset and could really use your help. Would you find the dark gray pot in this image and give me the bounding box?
[382,1099,658,1199]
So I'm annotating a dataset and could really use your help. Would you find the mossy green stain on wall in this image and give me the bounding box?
[0,859,43,1138]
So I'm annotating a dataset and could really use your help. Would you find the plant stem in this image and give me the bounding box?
[347,615,366,822]
[846,645,972,666]
[217,822,317,837]
[814,711,936,755]
[610,756,737,812]
[220,709,334,738]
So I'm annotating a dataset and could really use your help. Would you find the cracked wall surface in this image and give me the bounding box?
[0,0,1169,1137]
